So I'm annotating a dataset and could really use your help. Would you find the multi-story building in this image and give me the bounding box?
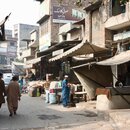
[22,28,40,77]
[13,23,39,59]
[48,0,130,109]
[36,0,85,52]
[0,29,17,72]
[35,0,85,79]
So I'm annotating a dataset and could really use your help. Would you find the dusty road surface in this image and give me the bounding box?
[0,94,121,130]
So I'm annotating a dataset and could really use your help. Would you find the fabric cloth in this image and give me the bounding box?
[62,79,70,107]
[0,79,6,107]
[6,81,21,114]
[95,88,112,99]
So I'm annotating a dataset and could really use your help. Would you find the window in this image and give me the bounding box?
[62,34,67,41]
[72,9,85,19]
[112,0,128,16]
[0,55,7,64]
[118,62,130,86]
[10,42,15,46]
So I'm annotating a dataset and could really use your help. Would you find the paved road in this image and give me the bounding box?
[0,94,115,130]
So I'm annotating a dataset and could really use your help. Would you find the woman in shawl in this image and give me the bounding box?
[6,75,21,116]
[0,73,6,108]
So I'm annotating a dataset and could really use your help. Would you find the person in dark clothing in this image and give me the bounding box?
[0,73,6,108]
[30,72,36,81]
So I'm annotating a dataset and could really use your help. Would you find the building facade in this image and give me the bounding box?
[13,23,39,59]
[35,0,85,79]
[48,0,130,109]
[0,29,17,72]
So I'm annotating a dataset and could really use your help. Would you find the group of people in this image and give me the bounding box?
[0,72,72,116]
[0,73,21,117]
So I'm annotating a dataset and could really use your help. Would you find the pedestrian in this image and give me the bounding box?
[61,75,70,107]
[19,76,23,93]
[6,76,21,117]
[29,71,36,81]
[0,73,6,109]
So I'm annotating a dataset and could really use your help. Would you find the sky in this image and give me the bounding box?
[0,0,40,30]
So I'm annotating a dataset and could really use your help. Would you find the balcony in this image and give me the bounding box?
[59,23,82,42]
[113,30,130,41]
[37,0,50,24]
[29,30,39,48]
[21,48,35,58]
[105,2,130,30]
[29,40,39,48]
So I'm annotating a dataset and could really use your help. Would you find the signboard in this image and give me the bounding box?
[52,49,64,56]
[52,5,81,23]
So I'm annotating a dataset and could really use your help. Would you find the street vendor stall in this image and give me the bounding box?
[28,80,45,97]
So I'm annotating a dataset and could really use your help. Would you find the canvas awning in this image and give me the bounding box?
[26,57,41,64]
[73,18,85,25]
[49,39,108,62]
[37,40,81,57]
[24,57,41,69]
[24,64,33,69]
[73,64,112,99]
[97,50,130,66]
[12,61,25,66]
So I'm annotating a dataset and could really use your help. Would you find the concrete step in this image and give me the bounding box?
[97,109,130,129]
[109,109,130,127]
[73,101,130,129]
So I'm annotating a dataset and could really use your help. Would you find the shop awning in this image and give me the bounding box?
[49,39,108,62]
[12,61,25,66]
[37,40,81,57]
[24,57,41,69]
[97,50,130,66]
[73,18,85,25]
[24,64,33,69]
[26,57,41,64]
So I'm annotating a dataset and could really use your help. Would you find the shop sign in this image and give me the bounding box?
[52,49,63,56]
[52,5,81,23]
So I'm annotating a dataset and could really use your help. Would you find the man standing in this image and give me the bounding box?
[62,75,70,107]
[0,73,6,108]
[6,76,21,116]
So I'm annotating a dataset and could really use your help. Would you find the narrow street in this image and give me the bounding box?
[0,94,116,130]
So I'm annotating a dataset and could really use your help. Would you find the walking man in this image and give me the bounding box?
[6,76,21,116]
[0,73,6,108]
